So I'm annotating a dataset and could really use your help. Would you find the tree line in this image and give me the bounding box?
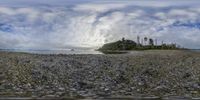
[98,36,185,51]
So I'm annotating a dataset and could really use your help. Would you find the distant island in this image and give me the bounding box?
[98,37,186,52]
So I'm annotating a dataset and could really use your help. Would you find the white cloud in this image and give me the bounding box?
[92,0,200,8]
[73,3,129,13]
[0,7,15,15]
[1,1,200,49]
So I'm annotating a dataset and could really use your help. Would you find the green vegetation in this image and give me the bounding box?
[98,38,137,51]
[98,37,185,51]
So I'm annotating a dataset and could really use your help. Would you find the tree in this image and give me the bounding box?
[98,39,137,51]
[144,37,148,45]
[155,39,157,45]
[122,37,125,42]
[137,36,140,44]
[149,38,154,46]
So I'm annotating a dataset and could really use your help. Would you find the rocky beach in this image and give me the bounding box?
[0,50,200,99]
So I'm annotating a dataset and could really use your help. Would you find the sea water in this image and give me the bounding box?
[0,48,103,54]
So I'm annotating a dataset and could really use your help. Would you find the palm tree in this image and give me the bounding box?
[149,38,154,46]
[155,39,157,45]
[122,37,125,42]
[144,37,148,45]
[137,36,140,44]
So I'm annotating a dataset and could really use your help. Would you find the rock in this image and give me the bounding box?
[163,96,192,100]
[1,50,200,98]
[104,88,109,92]
[43,95,56,98]
[55,92,64,96]
[58,87,65,91]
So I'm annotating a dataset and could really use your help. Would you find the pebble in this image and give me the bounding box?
[0,51,200,98]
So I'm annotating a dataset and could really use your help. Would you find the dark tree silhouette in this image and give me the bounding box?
[122,37,125,42]
[137,36,140,44]
[144,37,148,45]
[98,36,183,51]
[149,38,154,46]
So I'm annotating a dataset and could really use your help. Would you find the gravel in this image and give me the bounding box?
[0,50,200,99]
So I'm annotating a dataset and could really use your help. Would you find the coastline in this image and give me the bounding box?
[0,50,200,99]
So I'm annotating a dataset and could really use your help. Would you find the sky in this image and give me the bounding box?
[0,0,200,49]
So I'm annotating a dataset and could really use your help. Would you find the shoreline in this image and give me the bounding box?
[0,50,200,98]
[0,49,195,55]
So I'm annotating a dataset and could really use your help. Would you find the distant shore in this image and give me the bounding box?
[0,50,200,99]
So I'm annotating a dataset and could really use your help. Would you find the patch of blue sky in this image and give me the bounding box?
[173,21,200,29]
[0,23,13,32]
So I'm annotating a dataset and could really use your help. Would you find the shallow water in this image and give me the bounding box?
[190,49,200,52]
[0,49,103,54]
[0,49,141,55]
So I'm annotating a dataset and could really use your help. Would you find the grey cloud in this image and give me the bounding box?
[0,2,200,49]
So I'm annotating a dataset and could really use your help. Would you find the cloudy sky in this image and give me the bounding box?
[0,0,200,49]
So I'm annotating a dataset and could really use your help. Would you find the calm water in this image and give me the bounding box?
[0,49,103,54]
[1,49,199,55]
[191,49,200,52]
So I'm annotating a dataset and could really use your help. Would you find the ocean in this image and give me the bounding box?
[0,49,103,54]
